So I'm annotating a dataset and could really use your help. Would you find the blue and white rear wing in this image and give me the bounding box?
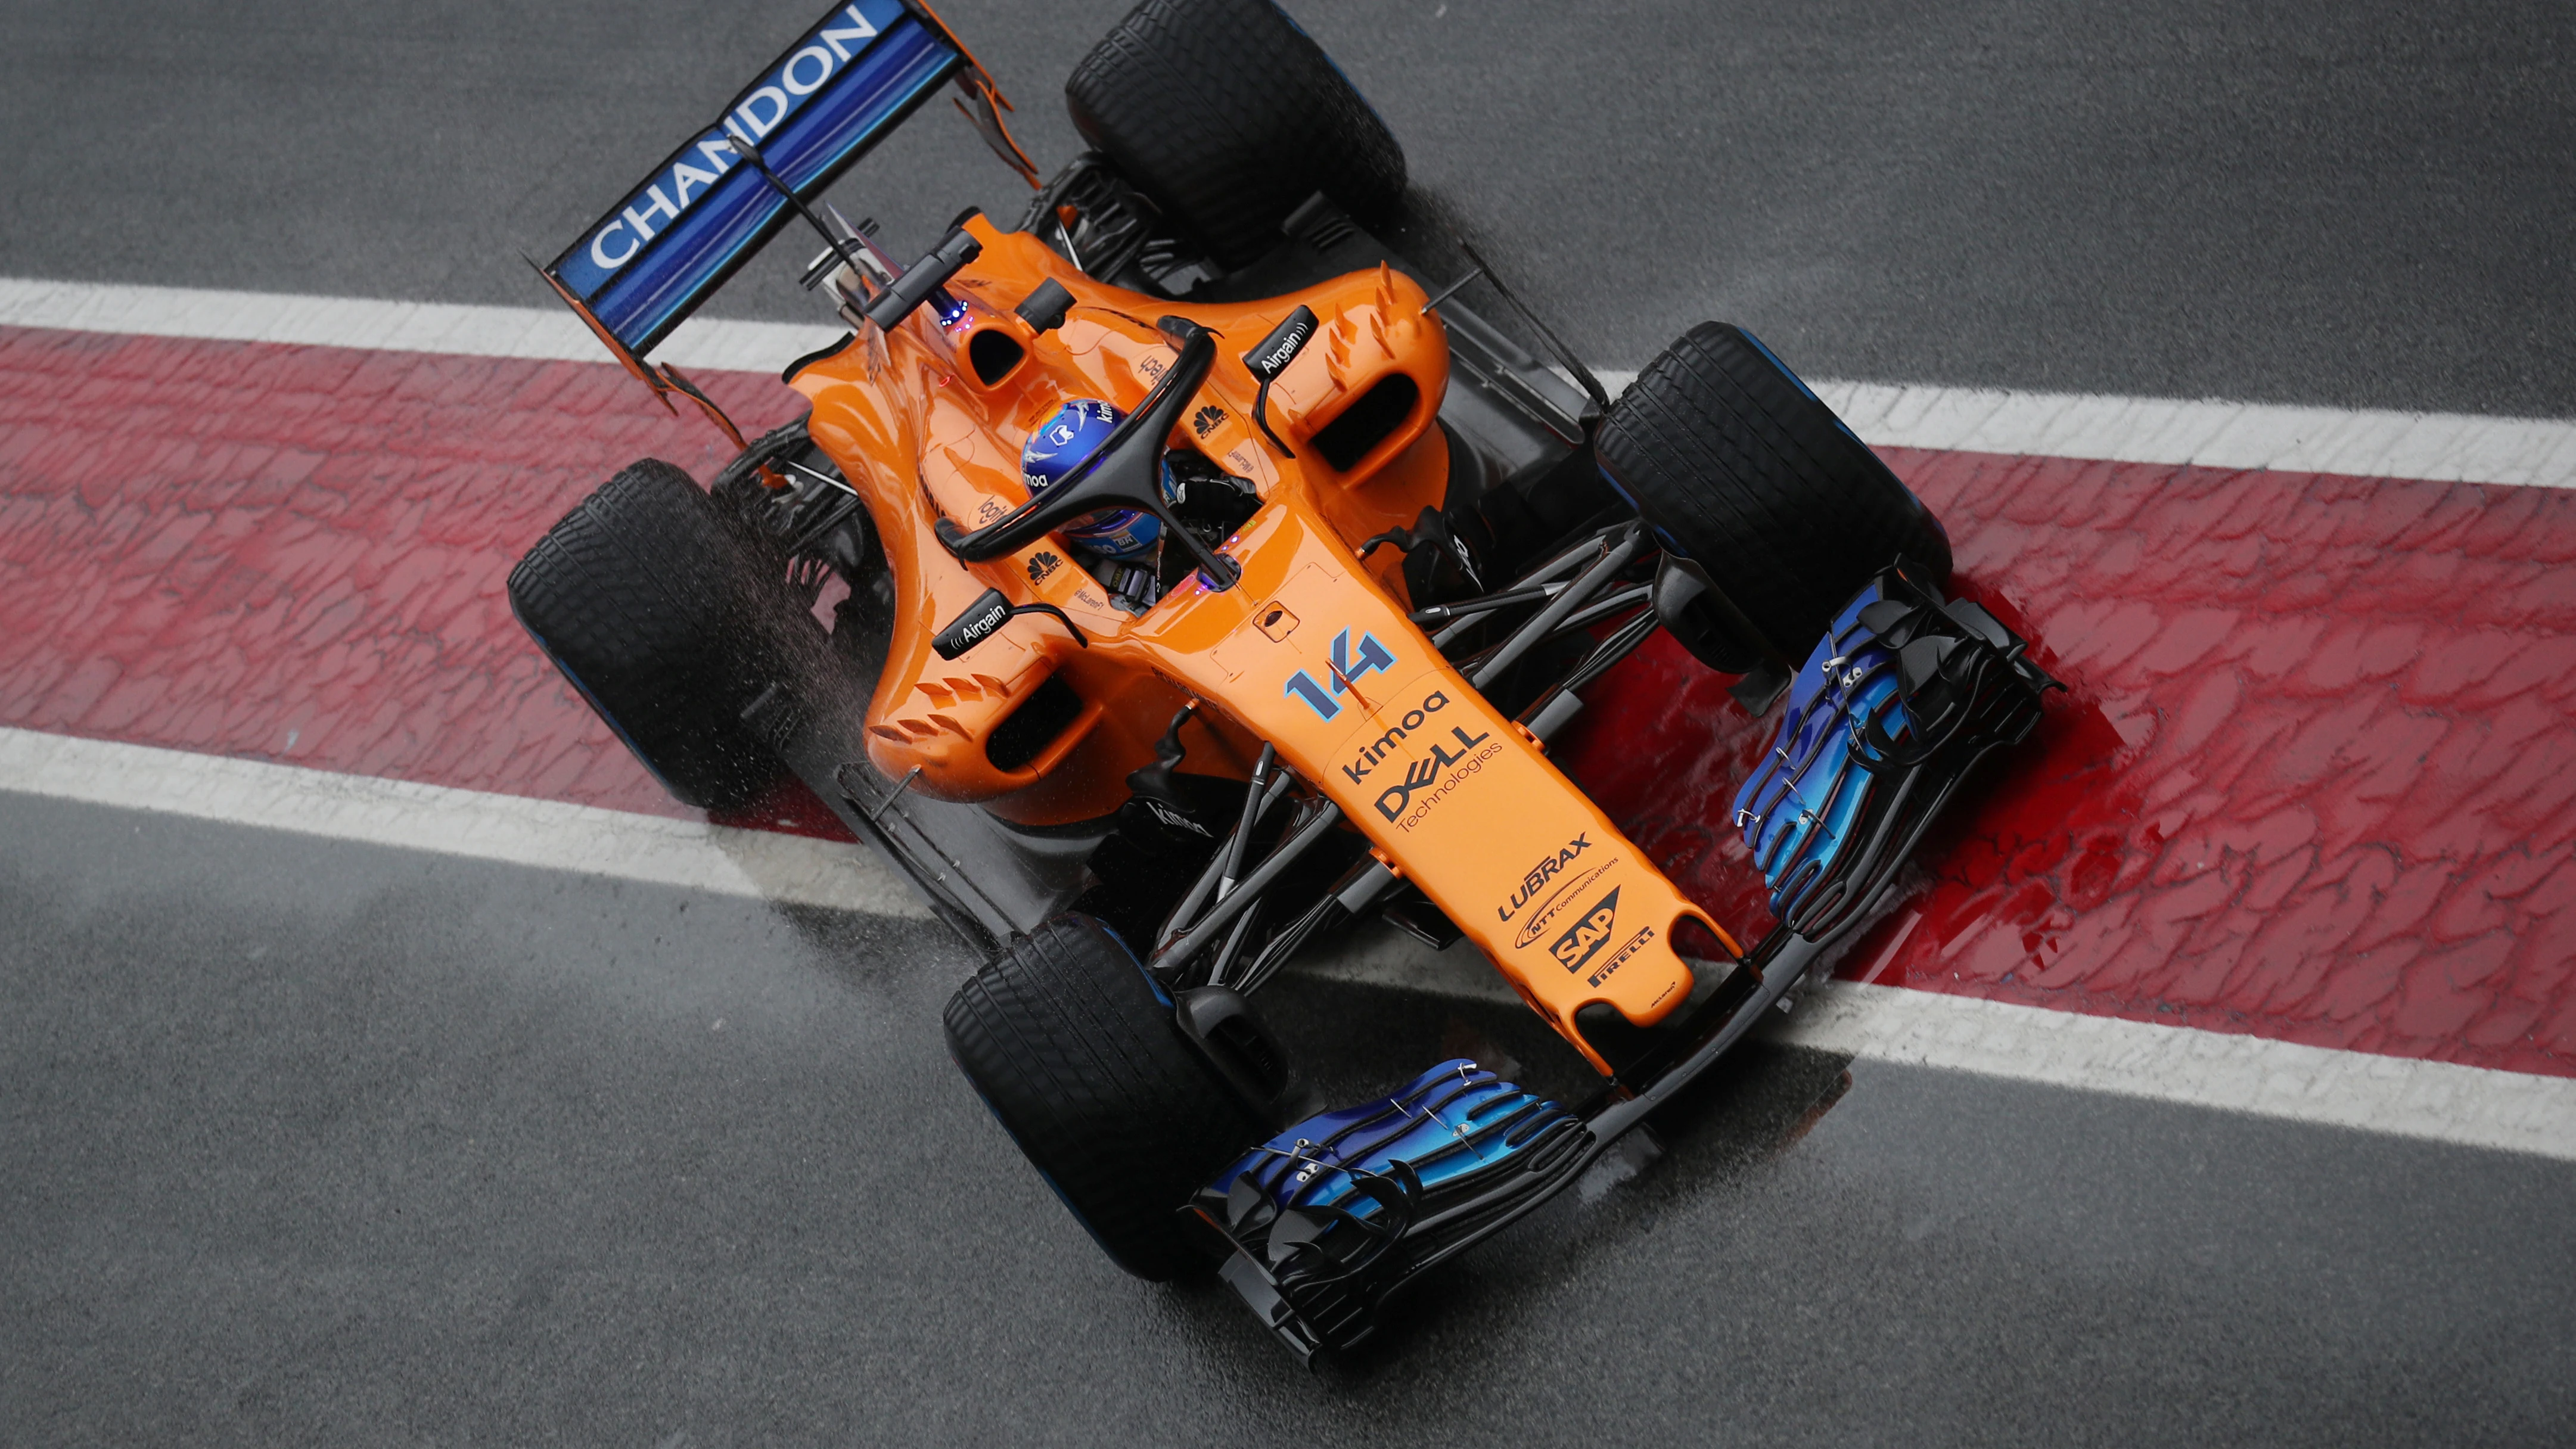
[539,0,1030,366]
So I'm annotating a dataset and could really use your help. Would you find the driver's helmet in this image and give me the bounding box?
[1020,399,1168,559]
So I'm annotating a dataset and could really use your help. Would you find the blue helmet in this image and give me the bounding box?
[1020,399,1164,559]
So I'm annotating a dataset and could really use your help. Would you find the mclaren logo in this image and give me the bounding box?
[1549,886,1623,975]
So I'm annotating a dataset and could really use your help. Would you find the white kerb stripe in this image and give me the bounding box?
[0,276,843,374]
[7,276,2573,489]
[5,727,2567,1159]
[1300,926,2576,1163]
[1812,381,2576,493]
[0,727,929,919]
[1779,982,2576,1164]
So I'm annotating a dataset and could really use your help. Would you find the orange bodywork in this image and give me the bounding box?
[790,215,1734,1072]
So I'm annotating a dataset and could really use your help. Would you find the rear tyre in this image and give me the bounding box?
[944,915,1266,1280]
[1067,0,1406,271]
[507,459,795,811]
[1596,322,1953,670]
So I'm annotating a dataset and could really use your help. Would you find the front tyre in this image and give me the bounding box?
[944,915,1266,1280]
[1066,0,1407,271]
[1597,322,1953,671]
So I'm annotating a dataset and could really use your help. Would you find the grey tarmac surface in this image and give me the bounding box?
[5,793,2574,1445]
[1,0,2571,415]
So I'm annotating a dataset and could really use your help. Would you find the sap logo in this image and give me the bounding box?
[1498,834,1590,923]
[1341,690,1448,785]
[1026,550,1062,584]
[1192,403,1226,438]
[1549,886,1622,975]
[583,3,885,273]
[1282,629,1395,722]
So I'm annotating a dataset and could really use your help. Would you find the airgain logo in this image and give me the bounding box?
[1282,629,1395,722]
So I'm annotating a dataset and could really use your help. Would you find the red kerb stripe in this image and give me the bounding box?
[4,324,2571,1075]
[1560,449,2576,1078]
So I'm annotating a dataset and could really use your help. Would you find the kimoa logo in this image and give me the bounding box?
[1498,833,1590,923]
[583,2,886,273]
[1340,689,1447,784]
[1549,885,1623,975]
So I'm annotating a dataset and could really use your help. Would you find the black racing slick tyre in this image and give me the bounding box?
[506,459,793,813]
[944,915,1266,1281]
[1067,0,1406,271]
[1597,322,1953,671]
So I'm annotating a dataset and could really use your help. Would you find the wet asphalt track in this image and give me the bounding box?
[5,0,2576,1442]
[8,794,2575,1445]
[4,0,2572,414]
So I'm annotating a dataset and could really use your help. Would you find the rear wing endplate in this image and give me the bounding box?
[538,0,1032,372]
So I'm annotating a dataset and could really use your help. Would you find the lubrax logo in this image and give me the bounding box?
[1550,886,1623,975]
[1499,834,1590,923]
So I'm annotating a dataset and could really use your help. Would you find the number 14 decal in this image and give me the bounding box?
[1284,630,1396,722]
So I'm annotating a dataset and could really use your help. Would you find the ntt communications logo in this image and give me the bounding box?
[579,1,898,275]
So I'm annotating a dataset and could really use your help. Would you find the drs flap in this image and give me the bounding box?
[545,0,963,357]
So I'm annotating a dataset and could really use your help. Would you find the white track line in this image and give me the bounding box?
[0,728,927,919]
[5,727,2568,1160]
[1587,368,2576,491]
[1303,928,2576,1162]
[8,276,2574,490]
[0,276,842,374]
[1781,982,2575,1164]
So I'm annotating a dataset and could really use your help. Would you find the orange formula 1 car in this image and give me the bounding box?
[509,0,2057,1358]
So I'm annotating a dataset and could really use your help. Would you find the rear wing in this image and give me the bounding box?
[537,0,1033,373]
